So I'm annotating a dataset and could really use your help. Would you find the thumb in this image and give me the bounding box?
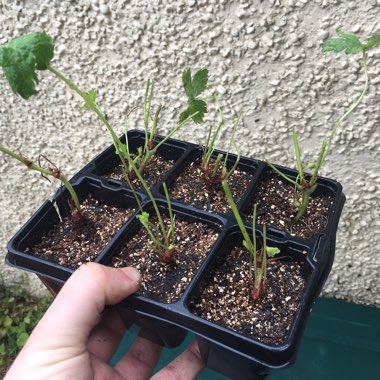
[30,263,141,343]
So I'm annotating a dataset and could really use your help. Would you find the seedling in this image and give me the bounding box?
[125,157,176,264]
[266,29,380,220]
[179,68,209,124]
[222,180,280,300]
[201,95,241,185]
[0,31,195,181]
[0,145,80,213]
[123,78,197,178]
[180,68,241,185]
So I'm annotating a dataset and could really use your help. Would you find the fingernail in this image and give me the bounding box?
[121,267,141,284]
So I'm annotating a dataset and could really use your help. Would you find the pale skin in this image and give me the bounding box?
[5,263,205,380]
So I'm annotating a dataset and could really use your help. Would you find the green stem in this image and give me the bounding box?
[222,180,254,252]
[138,111,198,174]
[150,105,162,142]
[292,129,304,181]
[204,94,224,167]
[251,204,257,280]
[203,123,213,167]
[309,139,327,187]
[322,51,369,164]
[262,225,267,285]
[143,80,151,141]
[47,65,127,170]
[163,182,175,246]
[140,219,166,252]
[212,154,223,176]
[223,113,241,169]
[0,146,80,211]
[296,191,310,220]
[126,156,167,244]
[225,143,241,180]
[58,174,81,212]
[265,161,303,190]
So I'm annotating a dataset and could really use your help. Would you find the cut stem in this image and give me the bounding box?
[47,65,127,170]
[0,145,80,211]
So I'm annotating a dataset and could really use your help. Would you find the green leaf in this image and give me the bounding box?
[322,29,364,54]
[179,109,191,123]
[16,331,29,348]
[182,68,194,99]
[242,239,252,253]
[137,211,150,226]
[364,35,380,51]
[266,246,280,257]
[188,98,207,124]
[0,31,54,99]
[81,89,97,109]
[3,315,12,328]
[192,68,208,97]
[180,68,209,124]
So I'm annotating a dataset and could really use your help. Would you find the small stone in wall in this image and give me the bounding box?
[99,4,110,15]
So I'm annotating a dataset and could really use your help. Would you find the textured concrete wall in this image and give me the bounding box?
[0,0,379,304]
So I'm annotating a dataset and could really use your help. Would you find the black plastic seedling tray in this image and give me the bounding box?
[5,129,345,379]
[6,176,142,282]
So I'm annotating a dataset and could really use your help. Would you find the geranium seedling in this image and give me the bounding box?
[180,68,241,185]
[124,156,176,264]
[0,146,80,213]
[222,180,280,300]
[0,31,196,182]
[266,29,380,220]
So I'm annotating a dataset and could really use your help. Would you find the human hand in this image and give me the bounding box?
[5,263,204,380]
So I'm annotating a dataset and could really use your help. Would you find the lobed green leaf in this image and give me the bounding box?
[137,211,150,226]
[188,98,207,124]
[182,68,194,99]
[364,35,380,51]
[322,29,364,54]
[266,246,281,257]
[0,31,54,99]
[192,68,208,97]
[180,68,209,124]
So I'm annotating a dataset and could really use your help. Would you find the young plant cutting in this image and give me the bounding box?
[4,28,376,379]
[0,146,80,213]
[0,31,195,189]
[251,29,380,239]
[190,180,306,347]
[223,181,280,300]
[169,68,254,213]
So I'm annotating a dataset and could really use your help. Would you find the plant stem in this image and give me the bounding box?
[309,139,327,187]
[137,111,198,174]
[203,94,224,168]
[0,146,80,211]
[292,129,304,181]
[163,182,175,245]
[150,105,161,142]
[222,180,254,252]
[223,113,241,169]
[251,204,257,280]
[265,161,303,190]
[47,65,128,170]
[296,191,310,220]
[126,156,167,244]
[262,225,267,287]
[144,80,153,143]
[322,51,369,164]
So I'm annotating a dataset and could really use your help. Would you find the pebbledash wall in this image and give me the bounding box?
[0,0,379,305]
